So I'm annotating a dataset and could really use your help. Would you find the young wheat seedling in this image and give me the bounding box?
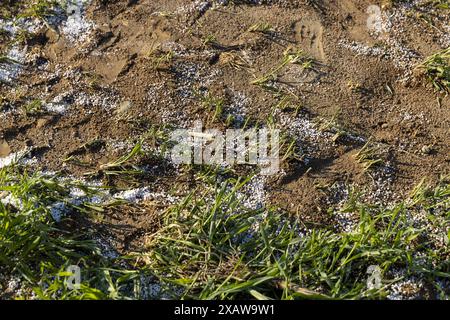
[354,139,384,172]
[417,47,450,94]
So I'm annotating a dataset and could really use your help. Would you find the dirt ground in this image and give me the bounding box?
[1,0,449,256]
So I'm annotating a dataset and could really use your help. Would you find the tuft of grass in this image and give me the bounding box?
[146,46,174,71]
[318,111,356,143]
[0,165,143,299]
[199,92,225,124]
[0,166,92,284]
[219,52,252,71]
[251,47,314,87]
[271,94,304,118]
[202,34,219,47]
[347,80,363,93]
[354,139,385,172]
[1,164,448,299]
[248,22,274,34]
[432,0,450,9]
[277,131,302,164]
[23,99,43,115]
[16,0,58,20]
[96,141,144,177]
[420,0,450,9]
[386,0,449,9]
[0,55,21,65]
[417,47,450,94]
[139,174,450,299]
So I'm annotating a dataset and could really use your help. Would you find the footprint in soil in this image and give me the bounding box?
[294,17,325,61]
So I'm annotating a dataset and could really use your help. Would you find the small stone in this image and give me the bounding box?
[36,116,54,129]
[116,100,132,115]
[421,145,433,155]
